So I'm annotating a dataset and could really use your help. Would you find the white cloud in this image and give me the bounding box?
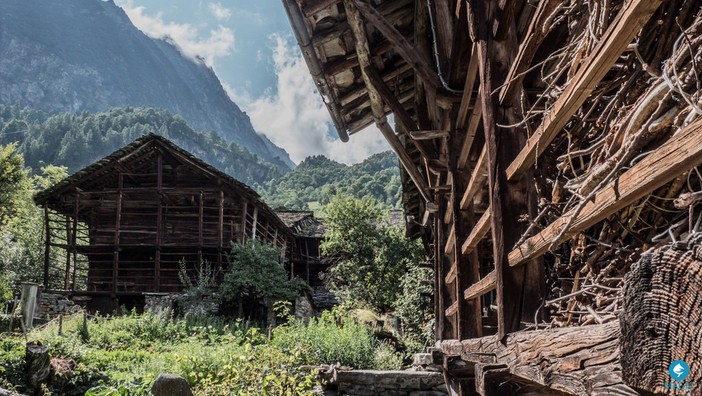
[232,35,390,164]
[208,3,231,21]
[116,0,235,65]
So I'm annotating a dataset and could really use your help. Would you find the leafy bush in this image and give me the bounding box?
[219,240,306,303]
[272,310,375,368]
[371,342,404,370]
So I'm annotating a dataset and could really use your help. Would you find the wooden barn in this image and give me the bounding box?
[276,209,326,287]
[34,134,293,310]
[282,0,702,394]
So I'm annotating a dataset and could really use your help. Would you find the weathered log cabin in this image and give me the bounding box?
[276,209,326,287]
[34,134,293,311]
[282,0,702,394]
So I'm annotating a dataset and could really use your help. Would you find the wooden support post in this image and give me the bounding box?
[251,206,258,240]
[198,190,204,264]
[113,174,123,295]
[468,0,543,339]
[435,213,447,339]
[43,206,50,288]
[240,201,248,243]
[63,218,72,290]
[448,107,482,340]
[71,191,79,292]
[218,190,224,269]
[304,238,310,284]
[155,152,162,292]
[343,0,434,205]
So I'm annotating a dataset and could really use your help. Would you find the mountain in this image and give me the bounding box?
[262,151,402,210]
[0,0,294,170]
[0,105,283,187]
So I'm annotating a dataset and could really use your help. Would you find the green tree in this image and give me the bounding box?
[219,240,305,308]
[321,196,427,313]
[0,143,29,225]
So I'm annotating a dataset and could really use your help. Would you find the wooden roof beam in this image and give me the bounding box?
[301,0,340,17]
[339,63,412,107]
[364,65,437,160]
[342,0,433,204]
[509,117,702,267]
[506,0,663,180]
[323,39,395,76]
[354,0,441,89]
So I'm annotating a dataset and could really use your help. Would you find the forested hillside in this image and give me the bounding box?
[261,152,402,210]
[0,105,283,186]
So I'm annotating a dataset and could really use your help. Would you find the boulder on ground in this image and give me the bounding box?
[151,373,193,396]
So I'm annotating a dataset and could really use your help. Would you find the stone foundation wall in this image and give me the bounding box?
[333,370,447,396]
[37,293,76,319]
[144,294,177,314]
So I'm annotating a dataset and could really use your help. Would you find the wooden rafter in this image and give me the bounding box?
[342,0,433,204]
[506,0,663,180]
[509,116,702,267]
[354,0,441,89]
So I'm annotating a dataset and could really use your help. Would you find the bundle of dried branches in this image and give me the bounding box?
[516,0,702,327]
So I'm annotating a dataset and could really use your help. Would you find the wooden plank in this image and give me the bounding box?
[376,120,432,203]
[461,209,491,255]
[301,0,339,17]
[498,0,561,104]
[354,0,441,89]
[439,322,637,395]
[464,270,496,300]
[459,146,487,210]
[444,224,455,255]
[509,117,702,267]
[506,0,663,180]
[456,44,479,131]
[458,91,482,169]
[410,130,449,140]
[240,201,248,243]
[445,300,458,317]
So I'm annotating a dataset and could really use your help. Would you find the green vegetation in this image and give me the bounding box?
[0,309,406,395]
[219,240,306,305]
[321,196,434,350]
[0,142,68,295]
[0,105,285,186]
[262,152,402,210]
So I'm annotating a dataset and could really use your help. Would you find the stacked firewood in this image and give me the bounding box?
[517,0,702,327]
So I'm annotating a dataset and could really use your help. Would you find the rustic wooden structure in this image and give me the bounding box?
[34,134,292,308]
[276,209,326,287]
[282,0,702,393]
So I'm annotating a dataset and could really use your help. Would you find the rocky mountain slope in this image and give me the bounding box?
[0,0,294,169]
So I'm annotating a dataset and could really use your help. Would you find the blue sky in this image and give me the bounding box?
[114,0,390,164]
